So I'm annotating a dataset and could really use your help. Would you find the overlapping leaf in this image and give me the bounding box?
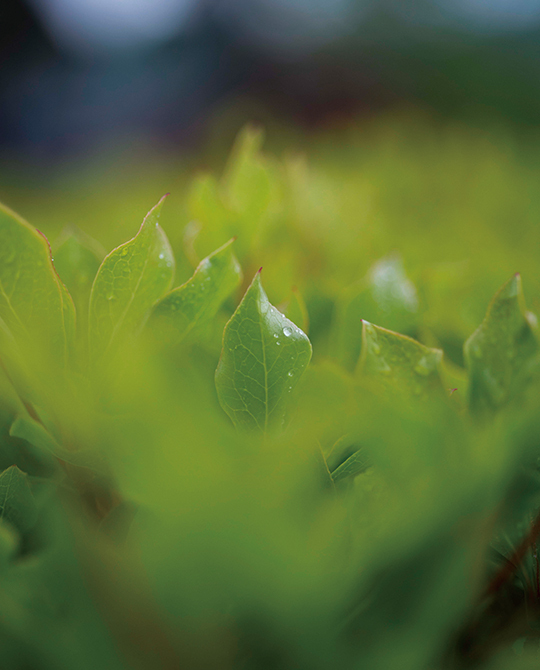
[464,274,539,415]
[358,321,444,397]
[54,228,104,323]
[0,202,75,368]
[215,271,312,432]
[336,255,419,371]
[147,238,242,345]
[88,196,175,361]
[0,465,38,533]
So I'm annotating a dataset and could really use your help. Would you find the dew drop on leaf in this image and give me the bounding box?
[283,327,292,337]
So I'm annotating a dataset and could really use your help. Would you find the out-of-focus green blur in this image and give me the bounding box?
[1,110,540,670]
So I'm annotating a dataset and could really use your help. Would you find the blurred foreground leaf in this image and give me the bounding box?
[0,466,37,533]
[464,275,538,416]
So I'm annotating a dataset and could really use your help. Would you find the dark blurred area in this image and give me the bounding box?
[2,0,540,158]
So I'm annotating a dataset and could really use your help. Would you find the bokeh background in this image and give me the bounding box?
[2,0,540,327]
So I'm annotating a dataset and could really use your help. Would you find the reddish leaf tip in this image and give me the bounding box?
[258,267,263,274]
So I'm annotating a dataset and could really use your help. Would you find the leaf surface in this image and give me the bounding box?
[358,321,443,397]
[147,238,242,345]
[54,229,104,321]
[89,196,175,360]
[464,274,538,415]
[0,202,75,367]
[331,449,371,484]
[0,465,38,533]
[215,271,312,432]
[10,415,108,473]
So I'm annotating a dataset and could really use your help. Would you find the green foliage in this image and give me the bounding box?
[2,120,540,669]
[88,195,175,363]
[215,270,312,432]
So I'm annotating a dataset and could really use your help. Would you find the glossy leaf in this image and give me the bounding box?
[88,196,175,361]
[464,274,539,415]
[358,321,443,397]
[147,238,242,345]
[0,202,75,367]
[336,255,418,371]
[215,271,312,432]
[0,465,38,533]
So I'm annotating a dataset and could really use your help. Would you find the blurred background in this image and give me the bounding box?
[3,0,540,157]
[2,0,540,250]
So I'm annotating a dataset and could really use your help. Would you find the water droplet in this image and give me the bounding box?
[158,253,165,260]
[273,333,279,339]
[287,371,294,377]
[283,327,292,337]
[107,294,115,301]
[276,342,281,346]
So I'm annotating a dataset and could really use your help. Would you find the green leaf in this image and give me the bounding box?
[358,321,443,397]
[147,238,242,345]
[88,196,175,361]
[54,228,104,322]
[464,274,539,415]
[331,449,371,484]
[222,125,272,221]
[336,255,418,371]
[0,465,38,533]
[215,271,312,432]
[0,202,75,367]
[10,415,108,473]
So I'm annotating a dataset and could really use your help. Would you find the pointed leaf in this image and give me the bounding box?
[331,449,371,484]
[0,202,75,367]
[0,466,38,533]
[215,271,312,432]
[222,125,272,221]
[88,196,175,361]
[358,321,443,397]
[464,274,539,415]
[147,238,242,345]
[336,255,418,371]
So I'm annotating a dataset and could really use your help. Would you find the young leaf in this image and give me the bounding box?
[215,271,312,432]
[464,274,538,415]
[147,238,242,345]
[358,321,443,397]
[331,449,371,484]
[0,465,38,533]
[54,228,104,322]
[88,196,175,361]
[0,202,75,367]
